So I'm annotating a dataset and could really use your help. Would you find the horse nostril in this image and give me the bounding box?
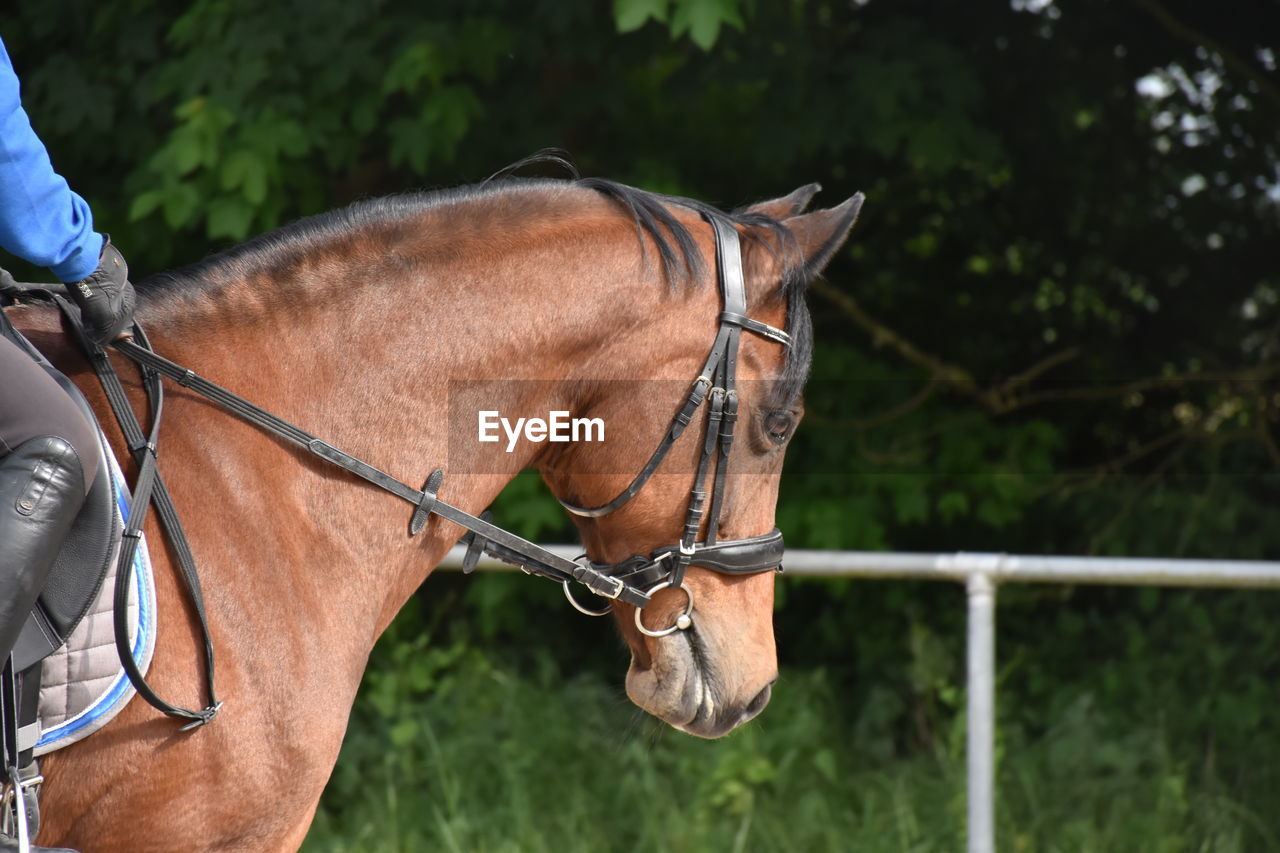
[744,682,774,718]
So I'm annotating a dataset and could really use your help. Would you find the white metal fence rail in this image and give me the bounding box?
[440,545,1280,853]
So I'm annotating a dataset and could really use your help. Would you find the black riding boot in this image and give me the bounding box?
[0,436,85,853]
[0,436,86,659]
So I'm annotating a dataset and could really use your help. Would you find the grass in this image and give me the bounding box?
[301,645,1277,853]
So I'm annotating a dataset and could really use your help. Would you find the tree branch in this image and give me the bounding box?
[810,278,980,395]
[1011,365,1279,410]
[814,279,1106,415]
[854,378,940,430]
[1087,440,1190,554]
[985,347,1081,406]
[1257,401,1280,466]
[1078,426,1190,476]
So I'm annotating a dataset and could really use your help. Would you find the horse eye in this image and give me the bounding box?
[763,411,794,444]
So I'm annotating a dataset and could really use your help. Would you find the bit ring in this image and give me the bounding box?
[563,580,613,617]
[634,581,694,637]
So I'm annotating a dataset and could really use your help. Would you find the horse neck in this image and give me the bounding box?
[135,203,700,636]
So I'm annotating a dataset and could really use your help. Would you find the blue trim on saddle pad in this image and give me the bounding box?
[34,454,154,750]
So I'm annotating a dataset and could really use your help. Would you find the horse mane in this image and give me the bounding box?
[138,173,814,403]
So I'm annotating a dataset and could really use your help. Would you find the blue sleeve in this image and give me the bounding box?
[0,35,102,282]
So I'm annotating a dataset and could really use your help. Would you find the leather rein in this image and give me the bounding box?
[0,210,790,727]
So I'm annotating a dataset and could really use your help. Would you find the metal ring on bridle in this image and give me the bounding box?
[634,581,695,637]
[562,580,613,617]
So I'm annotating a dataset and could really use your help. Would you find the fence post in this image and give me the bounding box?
[966,566,997,853]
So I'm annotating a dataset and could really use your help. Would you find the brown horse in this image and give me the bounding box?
[6,175,861,851]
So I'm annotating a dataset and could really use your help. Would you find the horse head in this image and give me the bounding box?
[542,185,863,737]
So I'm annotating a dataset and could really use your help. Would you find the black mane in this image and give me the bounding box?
[573,177,814,406]
[140,174,814,404]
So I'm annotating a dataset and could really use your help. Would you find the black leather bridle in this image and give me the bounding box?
[545,216,791,636]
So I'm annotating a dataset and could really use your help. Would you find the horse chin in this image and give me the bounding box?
[624,628,774,739]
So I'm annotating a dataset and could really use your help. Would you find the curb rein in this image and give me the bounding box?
[0,212,789,729]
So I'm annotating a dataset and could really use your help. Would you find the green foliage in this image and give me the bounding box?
[614,0,744,50]
[10,0,511,253]
[5,0,1279,846]
[303,605,1277,852]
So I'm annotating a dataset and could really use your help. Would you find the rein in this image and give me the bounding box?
[107,338,651,610]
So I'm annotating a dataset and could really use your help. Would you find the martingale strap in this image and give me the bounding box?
[53,297,223,730]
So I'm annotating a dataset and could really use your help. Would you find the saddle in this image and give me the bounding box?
[2,328,122,676]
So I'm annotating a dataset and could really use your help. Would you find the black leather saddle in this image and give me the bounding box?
[0,310,121,672]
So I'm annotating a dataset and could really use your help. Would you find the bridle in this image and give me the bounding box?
[547,215,791,636]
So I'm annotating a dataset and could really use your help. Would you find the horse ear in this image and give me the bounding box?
[744,183,823,219]
[783,192,865,277]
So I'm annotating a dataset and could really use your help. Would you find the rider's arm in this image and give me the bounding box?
[0,35,103,283]
[0,36,134,342]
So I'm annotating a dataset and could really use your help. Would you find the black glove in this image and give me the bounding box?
[69,238,136,344]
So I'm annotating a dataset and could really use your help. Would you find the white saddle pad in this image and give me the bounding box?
[33,432,156,757]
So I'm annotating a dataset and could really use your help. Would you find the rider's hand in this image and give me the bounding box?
[69,238,136,344]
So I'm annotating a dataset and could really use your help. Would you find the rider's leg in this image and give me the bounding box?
[0,332,93,853]
[0,332,98,661]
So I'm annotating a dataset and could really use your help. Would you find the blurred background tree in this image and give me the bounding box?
[5,0,1279,848]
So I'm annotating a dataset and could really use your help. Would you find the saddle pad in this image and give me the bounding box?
[33,435,156,757]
